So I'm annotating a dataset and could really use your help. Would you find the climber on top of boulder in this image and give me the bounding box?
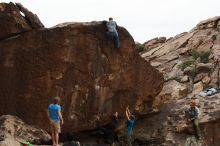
[105,17,120,48]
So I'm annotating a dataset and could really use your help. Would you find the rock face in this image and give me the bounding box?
[0,115,50,146]
[139,16,220,146]
[141,16,220,103]
[143,37,166,51]
[0,2,164,133]
[0,2,43,40]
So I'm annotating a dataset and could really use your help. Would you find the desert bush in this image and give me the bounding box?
[191,67,198,77]
[212,34,217,42]
[191,49,210,63]
[191,49,200,60]
[136,43,145,53]
[179,59,194,71]
[199,51,210,63]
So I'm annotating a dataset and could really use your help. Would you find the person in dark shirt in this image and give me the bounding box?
[95,112,119,146]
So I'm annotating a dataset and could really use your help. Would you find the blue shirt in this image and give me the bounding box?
[127,119,135,134]
[48,103,61,121]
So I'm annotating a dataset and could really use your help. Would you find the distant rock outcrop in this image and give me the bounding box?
[142,16,220,103]
[139,16,220,146]
[0,2,163,133]
[143,37,167,52]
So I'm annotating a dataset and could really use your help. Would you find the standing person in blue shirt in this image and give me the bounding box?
[106,17,120,48]
[125,106,135,146]
[47,96,64,146]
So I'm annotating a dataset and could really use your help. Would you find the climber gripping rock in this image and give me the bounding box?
[105,17,120,48]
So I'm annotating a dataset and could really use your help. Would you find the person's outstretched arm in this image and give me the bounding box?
[127,107,131,116]
[126,106,130,120]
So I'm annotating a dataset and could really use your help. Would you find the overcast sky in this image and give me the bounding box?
[1,0,220,43]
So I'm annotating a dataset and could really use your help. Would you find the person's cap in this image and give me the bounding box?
[109,17,113,20]
[191,100,196,107]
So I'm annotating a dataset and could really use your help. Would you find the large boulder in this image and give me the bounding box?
[0,3,164,132]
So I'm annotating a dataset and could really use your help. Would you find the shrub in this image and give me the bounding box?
[212,34,217,42]
[199,51,210,63]
[191,49,200,60]
[191,49,210,63]
[179,59,194,71]
[191,67,198,77]
[136,43,145,53]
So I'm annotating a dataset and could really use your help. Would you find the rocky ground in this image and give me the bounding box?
[0,115,50,146]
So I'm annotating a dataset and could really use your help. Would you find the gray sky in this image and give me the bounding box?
[1,0,220,43]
